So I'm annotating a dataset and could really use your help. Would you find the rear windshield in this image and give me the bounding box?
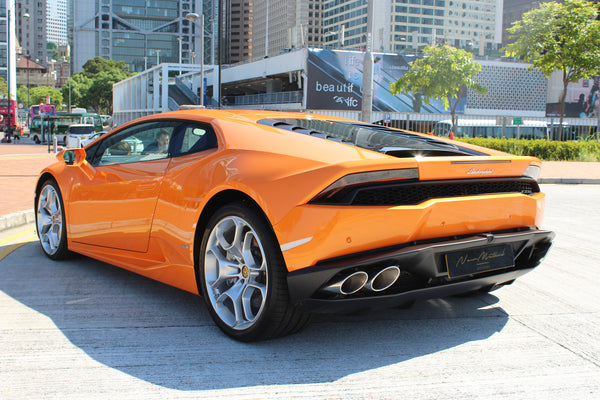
[259,118,484,157]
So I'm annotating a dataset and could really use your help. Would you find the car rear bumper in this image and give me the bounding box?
[287,228,555,313]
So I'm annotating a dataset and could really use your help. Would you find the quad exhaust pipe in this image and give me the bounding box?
[322,266,401,295]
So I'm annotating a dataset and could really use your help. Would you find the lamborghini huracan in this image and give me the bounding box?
[35,109,554,341]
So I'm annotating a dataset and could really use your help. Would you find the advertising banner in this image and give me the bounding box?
[306,49,465,114]
[546,75,600,118]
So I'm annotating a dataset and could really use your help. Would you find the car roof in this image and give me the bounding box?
[133,109,352,125]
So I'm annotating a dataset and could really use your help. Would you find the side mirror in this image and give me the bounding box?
[60,148,87,166]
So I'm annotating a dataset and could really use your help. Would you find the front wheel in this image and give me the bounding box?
[198,202,309,341]
[36,180,70,260]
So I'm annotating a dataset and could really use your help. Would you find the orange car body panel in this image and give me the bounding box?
[39,110,548,296]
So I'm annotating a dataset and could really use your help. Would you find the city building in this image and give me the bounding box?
[320,0,503,56]
[1,0,17,101]
[502,0,547,45]
[15,54,54,91]
[46,0,67,45]
[250,0,322,59]
[71,0,213,73]
[15,0,47,65]
[224,0,253,63]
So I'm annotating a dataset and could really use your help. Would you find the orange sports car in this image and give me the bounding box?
[35,109,554,341]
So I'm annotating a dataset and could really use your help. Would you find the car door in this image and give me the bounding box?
[67,120,180,253]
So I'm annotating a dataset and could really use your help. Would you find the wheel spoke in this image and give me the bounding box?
[216,279,246,327]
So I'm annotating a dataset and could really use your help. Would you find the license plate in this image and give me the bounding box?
[445,244,514,278]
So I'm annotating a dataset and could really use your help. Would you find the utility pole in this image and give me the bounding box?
[361,0,374,123]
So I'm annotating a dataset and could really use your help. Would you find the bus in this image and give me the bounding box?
[432,118,549,140]
[29,112,103,144]
[30,104,56,120]
[0,99,17,131]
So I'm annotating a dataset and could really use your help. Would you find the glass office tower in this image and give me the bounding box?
[72,0,210,73]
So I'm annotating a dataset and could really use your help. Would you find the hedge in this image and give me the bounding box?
[456,138,600,162]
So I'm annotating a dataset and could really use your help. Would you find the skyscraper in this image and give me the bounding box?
[15,0,47,64]
[322,0,502,56]
[47,0,67,45]
[71,0,213,73]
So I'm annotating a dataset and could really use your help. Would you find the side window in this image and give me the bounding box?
[173,123,218,156]
[92,121,178,166]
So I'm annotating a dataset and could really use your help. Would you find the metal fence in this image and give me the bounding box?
[223,91,302,106]
[308,110,600,141]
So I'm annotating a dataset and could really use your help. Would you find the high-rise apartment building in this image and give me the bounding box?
[72,0,212,73]
[15,0,47,64]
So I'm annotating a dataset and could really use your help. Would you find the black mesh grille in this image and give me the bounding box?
[311,178,540,206]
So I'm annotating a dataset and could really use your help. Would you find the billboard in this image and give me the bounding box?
[546,74,600,118]
[305,49,466,114]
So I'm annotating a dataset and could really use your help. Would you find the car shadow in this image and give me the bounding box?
[1,243,509,391]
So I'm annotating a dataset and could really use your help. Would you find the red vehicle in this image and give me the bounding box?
[0,99,17,130]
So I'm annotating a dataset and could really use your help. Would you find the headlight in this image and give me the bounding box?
[523,164,541,181]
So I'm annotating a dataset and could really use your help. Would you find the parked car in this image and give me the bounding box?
[35,110,555,341]
[65,124,97,148]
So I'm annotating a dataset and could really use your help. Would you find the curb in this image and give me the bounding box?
[539,178,600,185]
[0,209,35,231]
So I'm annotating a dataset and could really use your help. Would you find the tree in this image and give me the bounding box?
[64,57,134,113]
[0,77,8,99]
[84,69,132,114]
[17,85,31,107]
[29,86,63,109]
[81,57,130,78]
[390,45,487,136]
[505,0,600,140]
[61,74,93,111]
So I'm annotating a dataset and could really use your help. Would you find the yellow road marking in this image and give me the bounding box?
[0,228,37,246]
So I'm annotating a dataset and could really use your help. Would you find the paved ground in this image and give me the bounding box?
[0,184,598,399]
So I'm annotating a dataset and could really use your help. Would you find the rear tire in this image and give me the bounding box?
[198,202,310,341]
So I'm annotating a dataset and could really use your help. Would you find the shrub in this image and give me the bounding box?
[456,138,600,161]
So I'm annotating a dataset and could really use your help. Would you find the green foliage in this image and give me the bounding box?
[0,77,8,99]
[505,0,600,80]
[391,45,486,133]
[457,137,600,161]
[17,85,31,107]
[391,45,487,110]
[63,57,134,114]
[61,74,92,110]
[81,57,130,78]
[29,86,63,109]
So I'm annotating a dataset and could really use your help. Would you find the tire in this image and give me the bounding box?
[36,180,71,260]
[198,202,310,341]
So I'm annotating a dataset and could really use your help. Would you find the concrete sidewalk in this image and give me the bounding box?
[1,140,600,230]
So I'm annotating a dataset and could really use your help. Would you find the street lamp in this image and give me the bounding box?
[185,12,204,106]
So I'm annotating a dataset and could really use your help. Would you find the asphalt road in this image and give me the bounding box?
[1,184,599,400]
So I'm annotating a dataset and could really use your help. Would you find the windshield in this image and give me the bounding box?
[69,126,95,134]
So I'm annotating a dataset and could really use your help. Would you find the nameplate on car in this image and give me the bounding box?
[445,245,514,278]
